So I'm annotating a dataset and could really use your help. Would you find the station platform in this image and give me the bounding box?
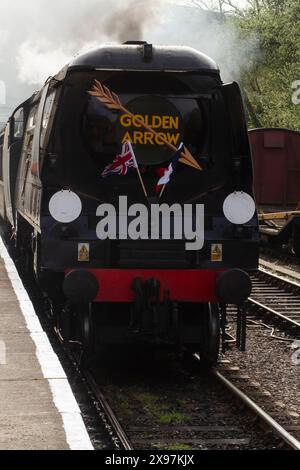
[0,238,93,450]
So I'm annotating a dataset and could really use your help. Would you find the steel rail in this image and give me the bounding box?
[212,369,300,451]
[85,371,134,451]
[249,268,300,329]
[248,297,300,328]
[54,326,133,450]
[259,258,300,283]
[259,266,300,288]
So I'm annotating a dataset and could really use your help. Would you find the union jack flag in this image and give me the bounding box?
[101,141,138,177]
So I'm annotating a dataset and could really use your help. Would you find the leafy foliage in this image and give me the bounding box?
[235,0,300,129]
[190,0,300,129]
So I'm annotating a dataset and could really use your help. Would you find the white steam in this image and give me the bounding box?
[0,0,257,122]
[17,42,71,85]
[147,5,258,82]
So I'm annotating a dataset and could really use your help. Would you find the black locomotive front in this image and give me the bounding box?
[0,43,259,364]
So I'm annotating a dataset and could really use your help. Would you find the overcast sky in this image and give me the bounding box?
[0,0,253,123]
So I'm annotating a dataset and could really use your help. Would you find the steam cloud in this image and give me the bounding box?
[0,0,258,122]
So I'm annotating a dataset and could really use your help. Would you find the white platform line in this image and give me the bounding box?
[0,238,93,451]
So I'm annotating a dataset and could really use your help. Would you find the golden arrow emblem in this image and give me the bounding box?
[88,80,202,171]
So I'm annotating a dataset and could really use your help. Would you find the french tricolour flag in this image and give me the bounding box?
[156,143,184,194]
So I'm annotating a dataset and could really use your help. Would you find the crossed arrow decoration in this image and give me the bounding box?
[88,80,202,171]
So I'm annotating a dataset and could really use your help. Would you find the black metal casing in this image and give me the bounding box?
[0,43,259,300]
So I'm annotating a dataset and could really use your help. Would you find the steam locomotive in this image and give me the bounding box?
[0,42,259,364]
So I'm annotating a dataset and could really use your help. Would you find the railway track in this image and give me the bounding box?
[261,246,300,267]
[248,268,300,332]
[84,370,133,450]
[213,364,300,451]
[81,352,300,451]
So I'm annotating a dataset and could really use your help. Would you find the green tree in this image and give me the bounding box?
[236,0,300,129]
[188,0,300,129]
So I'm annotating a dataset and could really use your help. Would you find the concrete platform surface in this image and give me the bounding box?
[0,238,93,450]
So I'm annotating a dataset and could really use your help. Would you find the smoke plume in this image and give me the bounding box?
[0,0,258,123]
[104,0,163,43]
